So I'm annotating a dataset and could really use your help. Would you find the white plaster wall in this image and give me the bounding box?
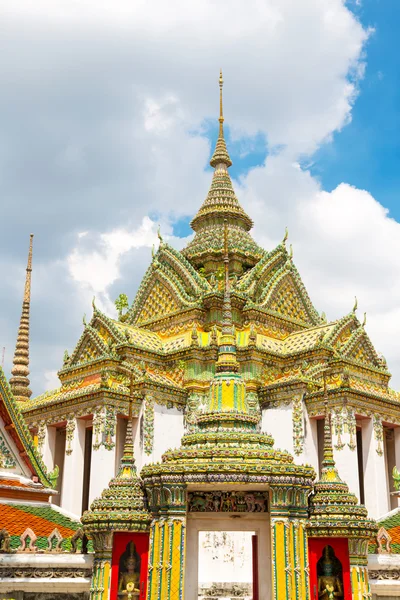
[362,417,390,519]
[261,405,294,455]
[88,441,116,506]
[393,429,400,509]
[300,408,319,471]
[42,425,56,473]
[141,403,184,468]
[61,418,86,516]
[115,416,128,473]
[332,442,360,503]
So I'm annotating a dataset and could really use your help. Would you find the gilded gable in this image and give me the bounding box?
[75,339,101,365]
[266,274,309,323]
[135,280,180,325]
[345,337,379,368]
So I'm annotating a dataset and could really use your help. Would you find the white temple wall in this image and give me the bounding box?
[332,441,360,502]
[393,428,400,509]
[261,405,294,454]
[42,425,56,473]
[140,403,184,468]
[362,417,390,519]
[302,412,319,473]
[88,437,116,507]
[61,417,86,516]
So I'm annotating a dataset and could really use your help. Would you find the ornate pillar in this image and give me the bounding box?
[146,483,186,600]
[270,487,310,600]
[348,538,372,600]
[90,532,113,600]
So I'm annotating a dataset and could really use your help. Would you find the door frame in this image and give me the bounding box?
[185,513,271,600]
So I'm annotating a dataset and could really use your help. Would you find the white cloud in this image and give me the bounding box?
[240,156,400,386]
[5,0,398,396]
[67,216,159,313]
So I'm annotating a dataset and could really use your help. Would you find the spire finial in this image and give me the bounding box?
[210,70,232,168]
[322,373,335,469]
[10,235,34,402]
[219,69,224,132]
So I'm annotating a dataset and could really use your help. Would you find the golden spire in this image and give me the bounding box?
[216,220,238,373]
[10,234,34,402]
[210,69,232,168]
[322,374,335,470]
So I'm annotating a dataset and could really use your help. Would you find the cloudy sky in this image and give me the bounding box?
[1,0,400,395]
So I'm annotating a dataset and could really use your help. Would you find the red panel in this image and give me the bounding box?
[308,538,351,600]
[110,532,149,600]
[252,534,259,600]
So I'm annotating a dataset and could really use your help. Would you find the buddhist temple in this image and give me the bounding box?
[2,73,400,600]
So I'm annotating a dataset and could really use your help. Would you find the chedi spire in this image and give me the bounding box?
[10,234,34,402]
[182,71,263,275]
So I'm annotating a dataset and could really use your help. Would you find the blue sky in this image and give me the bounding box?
[311,0,400,221]
[176,0,400,235]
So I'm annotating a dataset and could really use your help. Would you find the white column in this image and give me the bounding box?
[362,417,390,519]
[333,444,360,502]
[330,406,360,501]
[302,415,319,474]
[42,425,56,472]
[61,417,86,516]
[393,428,400,509]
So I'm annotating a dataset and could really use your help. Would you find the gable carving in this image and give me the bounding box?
[265,274,310,323]
[342,330,380,368]
[75,339,101,365]
[345,339,378,367]
[135,279,181,325]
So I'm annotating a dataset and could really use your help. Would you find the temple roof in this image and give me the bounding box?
[0,500,80,551]
[0,367,54,489]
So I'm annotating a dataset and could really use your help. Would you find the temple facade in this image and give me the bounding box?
[2,73,400,599]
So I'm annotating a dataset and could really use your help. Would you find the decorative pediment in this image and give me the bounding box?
[324,314,358,349]
[135,278,181,325]
[342,328,381,368]
[127,245,207,325]
[68,325,111,367]
[237,244,286,297]
[257,266,320,326]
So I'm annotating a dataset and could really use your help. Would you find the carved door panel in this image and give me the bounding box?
[110,532,149,600]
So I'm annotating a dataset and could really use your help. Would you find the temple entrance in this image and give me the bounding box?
[185,511,271,600]
[198,531,256,600]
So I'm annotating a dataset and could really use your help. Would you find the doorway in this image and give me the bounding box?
[185,514,270,600]
[198,531,255,600]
